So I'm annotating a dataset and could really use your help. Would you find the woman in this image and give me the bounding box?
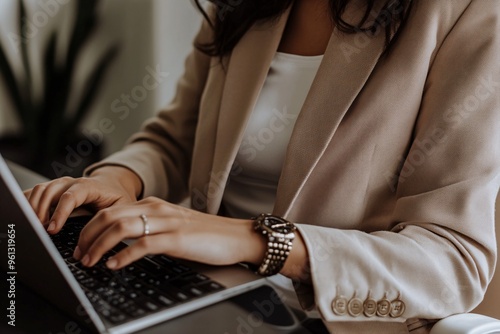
[26,0,500,332]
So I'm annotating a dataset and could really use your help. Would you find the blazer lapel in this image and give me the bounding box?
[274,25,387,217]
[206,8,291,214]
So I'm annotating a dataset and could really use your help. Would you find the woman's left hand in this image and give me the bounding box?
[72,197,267,270]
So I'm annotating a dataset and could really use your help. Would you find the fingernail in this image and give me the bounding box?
[47,221,56,232]
[106,257,117,269]
[73,246,81,260]
[81,254,90,266]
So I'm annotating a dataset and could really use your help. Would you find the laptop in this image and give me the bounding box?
[0,155,266,334]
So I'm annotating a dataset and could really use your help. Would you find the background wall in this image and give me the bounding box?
[0,0,201,156]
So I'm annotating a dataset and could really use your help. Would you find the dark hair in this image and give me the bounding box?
[194,0,415,58]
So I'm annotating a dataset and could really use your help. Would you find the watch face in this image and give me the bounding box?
[262,216,296,238]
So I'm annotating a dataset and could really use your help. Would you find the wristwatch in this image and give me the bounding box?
[253,213,296,276]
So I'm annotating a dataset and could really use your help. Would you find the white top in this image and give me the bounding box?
[222,52,323,219]
[221,52,323,313]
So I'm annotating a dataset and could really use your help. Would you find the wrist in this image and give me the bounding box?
[237,219,267,266]
[89,166,143,199]
[279,230,309,281]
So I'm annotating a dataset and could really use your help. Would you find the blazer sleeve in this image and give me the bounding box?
[294,0,500,324]
[84,9,214,203]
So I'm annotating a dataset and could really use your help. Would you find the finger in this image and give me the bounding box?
[79,216,142,266]
[24,188,32,200]
[36,179,76,224]
[48,181,95,233]
[76,199,176,252]
[24,189,39,222]
[27,182,51,223]
[78,211,172,263]
[105,234,176,270]
[76,207,144,258]
[77,197,186,264]
[50,178,134,233]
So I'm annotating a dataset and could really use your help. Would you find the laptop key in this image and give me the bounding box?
[65,257,80,264]
[172,264,192,275]
[68,265,80,274]
[137,298,161,312]
[129,308,147,318]
[189,273,210,284]
[75,273,87,281]
[198,281,225,293]
[100,308,112,318]
[189,287,204,296]
[136,259,166,276]
[81,278,97,289]
[125,291,140,300]
[109,295,126,306]
[174,291,189,302]
[155,294,176,307]
[84,291,101,304]
[109,312,127,324]
[141,287,156,296]
[132,282,143,290]
[61,250,73,258]
[148,255,174,267]
[117,300,148,318]
[141,277,163,287]
[144,301,159,312]
[168,278,188,289]
[85,267,103,276]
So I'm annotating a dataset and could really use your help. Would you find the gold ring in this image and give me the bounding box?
[140,214,150,236]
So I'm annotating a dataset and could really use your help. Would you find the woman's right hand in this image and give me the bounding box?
[24,166,143,234]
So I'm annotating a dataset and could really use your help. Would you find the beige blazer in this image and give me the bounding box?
[88,0,500,332]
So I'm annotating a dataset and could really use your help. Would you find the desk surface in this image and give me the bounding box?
[1,161,320,334]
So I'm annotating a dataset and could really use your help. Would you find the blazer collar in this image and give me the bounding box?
[206,5,387,216]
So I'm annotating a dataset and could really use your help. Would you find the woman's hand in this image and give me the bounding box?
[24,166,143,233]
[73,197,268,270]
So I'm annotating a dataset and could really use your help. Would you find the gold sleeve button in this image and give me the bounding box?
[347,297,364,317]
[390,299,406,318]
[376,297,392,317]
[363,297,377,317]
[332,296,348,315]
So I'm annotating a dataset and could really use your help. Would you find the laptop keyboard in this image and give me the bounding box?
[50,216,225,325]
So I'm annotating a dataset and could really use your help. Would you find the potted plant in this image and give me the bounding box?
[0,0,119,178]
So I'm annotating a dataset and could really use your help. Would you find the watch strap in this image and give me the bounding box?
[253,214,296,276]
